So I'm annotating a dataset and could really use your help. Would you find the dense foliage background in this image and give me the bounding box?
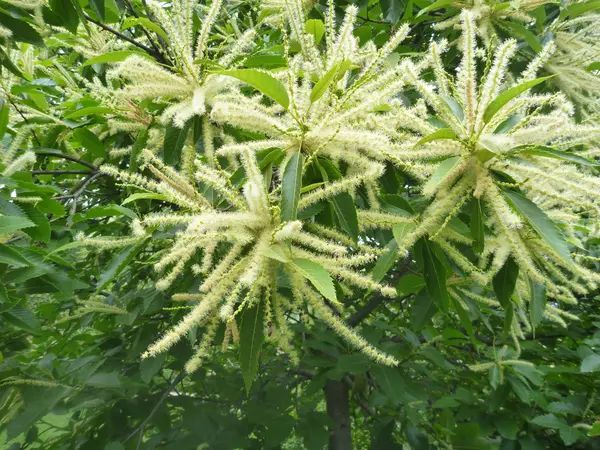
[1,0,600,449]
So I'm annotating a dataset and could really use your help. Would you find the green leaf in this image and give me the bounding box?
[392,222,416,246]
[239,301,266,392]
[372,366,404,405]
[494,415,518,440]
[529,279,546,333]
[589,422,600,437]
[305,19,325,45]
[0,243,31,267]
[0,11,44,46]
[450,295,475,343]
[406,425,430,449]
[0,102,8,137]
[122,192,167,205]
[163,120,192,167]
[414,128,457,147]
[86,372,121,388]
[566,0,600,18]
[330,192,358,243]
[216,69,289,109]
[50,0,79,33]
[82,50,148,67]
[493,256,519,308]
[516,146,600,168]
[587,62,600,71]
[336,354,371,373]
[64,106,113,120]
[580,353,600,373]
[2,307,41,334]
[530,414,566,429]
[421,239,449,311]
[96,241,146,291]
[470,198,484,254]
[416,0,455,17]
[500,20,542,53]
[280,151,304,222]
[264,244,292,263]
[291,258,337,302]
[422,156,460,196]
[483,76,554,123]
[0,215,36,235]
[130,125,149,172]
[89,0,105,21]
[412,291,438,328]
[371,239,399,283]
[380,0,406,23]
[243,54,287,69]
[122,17,168,42]
[503,190,571,262]
[396,274,425,297]
[310,62,342,103]
[20,205,50,244]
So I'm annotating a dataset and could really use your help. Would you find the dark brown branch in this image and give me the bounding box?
[32,170,94,175]
[33,150,98,171]
[357,15,389,24]
[123,372,186,445]
[325,379,353,450]
[84,14,155,55]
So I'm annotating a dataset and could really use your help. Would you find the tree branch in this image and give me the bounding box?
[33,150,99,171]
[123,372,186,445]
[32,170,95,175]
[84,14,156,56]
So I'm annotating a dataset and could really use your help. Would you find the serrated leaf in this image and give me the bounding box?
[421,239,449,311]
[239,301,265,392]
[21,205,51,244]
[566,0,600,18]
[280,151,303,221]
[0,243,31,267]
[530,414,566,429]
[493,256,519,308]
[122,17,168,42]
[310,62,342,103]
[82,50,149,67]
[371,239,398,283]
[0,215,36,235]
[422,156,460,196]
[330,192,358,243]
[163,121,192,167]
[64,106,112,120]
[414,128,457,147]
[483,76,554,123]
[580,353,600,373]
[529,278,545,333]
[89,0,105,21]
[503,190,571,262]
[305,19,325,45]
[291,258,336,302]
[396,274,425,297]
[2,307,41,334]
[264,244,292,263]
[516,146,600,168]
[122,192,168,205]
[0,11,44,46]
[216,69,289,109]
[0,102,8,137]
[471,198,484,254]
[392,222,416,246]
[416,0,455,16]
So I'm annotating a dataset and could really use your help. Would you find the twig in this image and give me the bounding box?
[32,170,95,175]
[84,14,155,55]
[33,150,98,171]
[123,372,186,445]
[357,15,389,25]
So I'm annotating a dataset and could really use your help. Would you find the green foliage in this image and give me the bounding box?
[1,0,600,449]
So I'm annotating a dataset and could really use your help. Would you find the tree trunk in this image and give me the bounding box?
[324,379,352,450]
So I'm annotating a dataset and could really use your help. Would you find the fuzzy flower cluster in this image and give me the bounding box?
[80,145,398,372]
[71,0,600,371]
[385,11,600,331]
